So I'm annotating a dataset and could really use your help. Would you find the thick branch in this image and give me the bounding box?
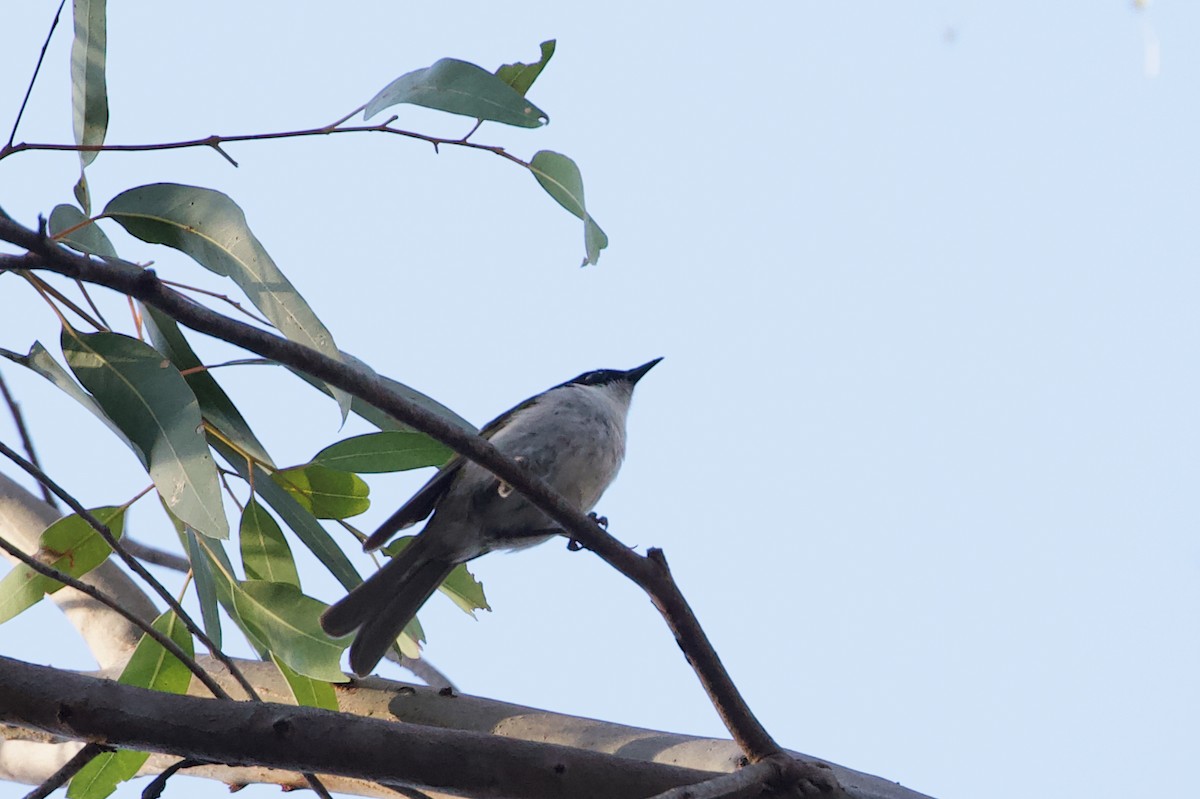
[0,657,931,799]
[0,216,783,765]
[0,655,719,799]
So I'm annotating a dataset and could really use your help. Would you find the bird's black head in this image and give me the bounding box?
[567,358,662,388]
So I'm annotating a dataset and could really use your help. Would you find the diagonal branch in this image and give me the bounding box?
[0,217,789,768]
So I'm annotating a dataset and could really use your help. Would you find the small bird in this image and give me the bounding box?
[321,358,661,676]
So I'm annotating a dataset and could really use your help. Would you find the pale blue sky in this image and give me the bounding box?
[1,3,1196,798]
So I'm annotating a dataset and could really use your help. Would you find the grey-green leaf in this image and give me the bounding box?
[272,653,338,711]
[212,440,361,591]
[292,351,476,435]
[234,580,348,682]
[529,150,608,266]
[0,341,140,464]
[182,528,222,648]
[240,498,300,587]
[496,40,556,97]
[313,431,453,474]
[142,304,274,467]
[48,204,116,257]
[61,329,229,539]
[71,0,108,169]
[0,507,125,624]
[101,183,351,419]
[365,58,548,128]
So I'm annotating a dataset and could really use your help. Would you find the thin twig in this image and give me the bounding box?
[123,539,191,572]
[72,278,112,330]
[5,0,66,150]
[20,271,107,330]
[159,278,270,326]
[21,741,111,799]
[0,226,793,765]
[0,370,57,510]
[0,437,260,702]
[0,120,531,169]
[139,758,204,799]
[0,524,230,699]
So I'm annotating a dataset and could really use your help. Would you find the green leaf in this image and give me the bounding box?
[440,564,490,617]
[68,611,193,799]
[182,528,222,649]
[529,150,608,266]
[70,0,108,169]
[270,464,370,520]
[271,653,339,711]
[365,58,548,128]
[240,498,300,587]
[0,507,125,624]
[0,341,141,463]
[48,204,116,257]
[496,40,556,97]
[312,431,453,474]
[61,328,229,539]
[212,441,361,591]
[142,305,274,467]
[101,183,351,420]
[234,581,348,682]
[291,351,476,435]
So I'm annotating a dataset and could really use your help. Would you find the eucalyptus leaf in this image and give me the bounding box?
[240,498,300,587]
[365,58,547,128]
[0,507,125,624]
[0,341,140,463]
[62,329,228,539]
[70,0,108,169]
[312,431,453,473]
[272,653,339,711]
[212,440,361,591]
[234,580,349,682]
[529,150,608,265]
[270,464,370,519]
[48,204,116,257]
[496,40,555,97]
[143,304,274,467]
[101,183,351,419]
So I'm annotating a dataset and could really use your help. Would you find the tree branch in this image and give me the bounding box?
[0,216,786,767]
[0,655,722,799]
[0,119,530,169]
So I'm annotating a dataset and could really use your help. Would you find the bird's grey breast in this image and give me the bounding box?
[446,382,632,547]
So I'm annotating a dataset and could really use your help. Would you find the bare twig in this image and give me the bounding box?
[139,758,205,799]
[122,539,191,573]
[0,222,795,766]
[21,741,110,799]
[0,119,531,169]
[0,370,57,510]
[159,278,270,326]
[5,0,66,150]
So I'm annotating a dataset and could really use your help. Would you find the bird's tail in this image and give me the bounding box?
[320,535,456,677]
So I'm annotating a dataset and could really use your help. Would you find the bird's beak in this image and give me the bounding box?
[625,357,663,385]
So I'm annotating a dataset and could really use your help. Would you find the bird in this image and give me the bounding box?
[320,358,661,676]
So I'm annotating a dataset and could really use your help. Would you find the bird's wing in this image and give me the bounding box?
[361,392,544,551]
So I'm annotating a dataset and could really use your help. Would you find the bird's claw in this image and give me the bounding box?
[566,539,584,552]
[588,512,609,529]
